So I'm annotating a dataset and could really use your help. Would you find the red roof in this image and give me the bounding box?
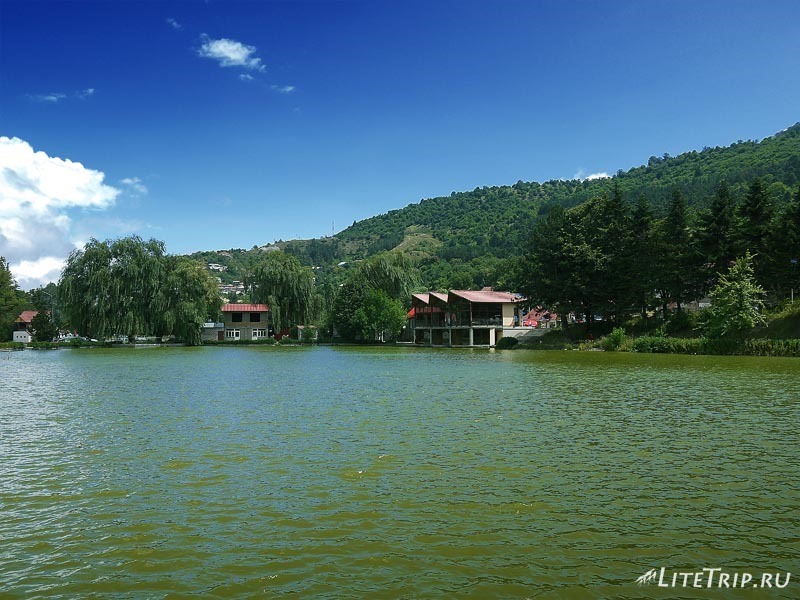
[222,303,270,312]
[16,310,40,323]
[413,292,449,306]
[412,293,430,304]
[449,290,523,304]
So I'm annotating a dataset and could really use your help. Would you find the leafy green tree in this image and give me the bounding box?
[703,252,766,338]
[247,251,315,332]
[350,289,407,342]
[31,310,59,342]
[0,257,25,341]
[329,252,419,341]
[330,278,369,341]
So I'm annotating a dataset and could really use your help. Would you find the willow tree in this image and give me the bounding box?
[60,237,165,340]
[330,252,419,341]
[156,257,222,345]
[355,252,419,299]
[246,252,315,332]
[59,236,219,344]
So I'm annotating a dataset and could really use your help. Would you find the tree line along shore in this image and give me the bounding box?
[2,125,800,355]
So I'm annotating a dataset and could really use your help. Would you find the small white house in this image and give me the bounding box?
[13,330,32,343]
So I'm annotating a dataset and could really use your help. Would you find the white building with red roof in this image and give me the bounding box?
[219,303,271,341]
[13,310,40,343]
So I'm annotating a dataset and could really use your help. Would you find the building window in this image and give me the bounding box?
[250,312,261,323]
[225,329,240,340]
[252,328,268,339]
[232,313,243,323]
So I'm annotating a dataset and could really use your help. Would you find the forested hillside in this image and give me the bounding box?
[189,123,800,291]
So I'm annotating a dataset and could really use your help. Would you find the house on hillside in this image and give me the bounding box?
[13,310,39,343]
[408,289,531,347]
[221,303,271,341]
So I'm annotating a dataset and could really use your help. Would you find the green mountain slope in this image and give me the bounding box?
[335,123,800,258]
[190,123,800,290]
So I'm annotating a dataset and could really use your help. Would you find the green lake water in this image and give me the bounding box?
[1,346,798,598]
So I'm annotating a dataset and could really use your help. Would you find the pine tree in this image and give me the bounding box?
[655,190,701,315]
[697,181,737,281]
[596,183,633,323]
[765,184,800,296]
[736,177,773,282]
[629,195,656,319]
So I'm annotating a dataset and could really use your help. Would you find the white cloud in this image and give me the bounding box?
[10,257,66,291]
[239,73,254,82]
[572,169,610,181]
[29,92,67,103]
[166,17,182,30]
[198,35,266,71]
[28,88,95,103]
[120,176,148,195]
[271,85,295,94]
[0,137,120,289]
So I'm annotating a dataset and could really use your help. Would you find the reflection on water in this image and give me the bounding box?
[1,346,798,598]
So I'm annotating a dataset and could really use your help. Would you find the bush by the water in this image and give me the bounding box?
[30,341,59,350]
[628,336,800,356]
[0,341,25,350]
[495,336,519,349]
[601,327,626,351]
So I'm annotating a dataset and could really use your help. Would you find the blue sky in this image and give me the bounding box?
[1,0,799,288]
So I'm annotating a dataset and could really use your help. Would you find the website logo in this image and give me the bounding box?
[636,567,791,589]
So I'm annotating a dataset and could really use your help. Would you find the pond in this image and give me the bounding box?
[1,346,798,598]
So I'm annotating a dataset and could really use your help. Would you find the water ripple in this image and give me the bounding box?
[1,347,798,597]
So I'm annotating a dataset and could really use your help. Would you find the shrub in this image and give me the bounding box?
[30,341,59,350]
[495,336,519,349]
[278,337,299,345]
[630,335,675,353]
[664,310,697,335]
[601,327,626,351]
[0,341,25,350]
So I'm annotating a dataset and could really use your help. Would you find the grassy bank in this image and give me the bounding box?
[519,304,800,357]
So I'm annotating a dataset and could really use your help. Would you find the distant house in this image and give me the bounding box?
[221,303,271,341]
[13,310,39,343]
[408,289,529,347]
